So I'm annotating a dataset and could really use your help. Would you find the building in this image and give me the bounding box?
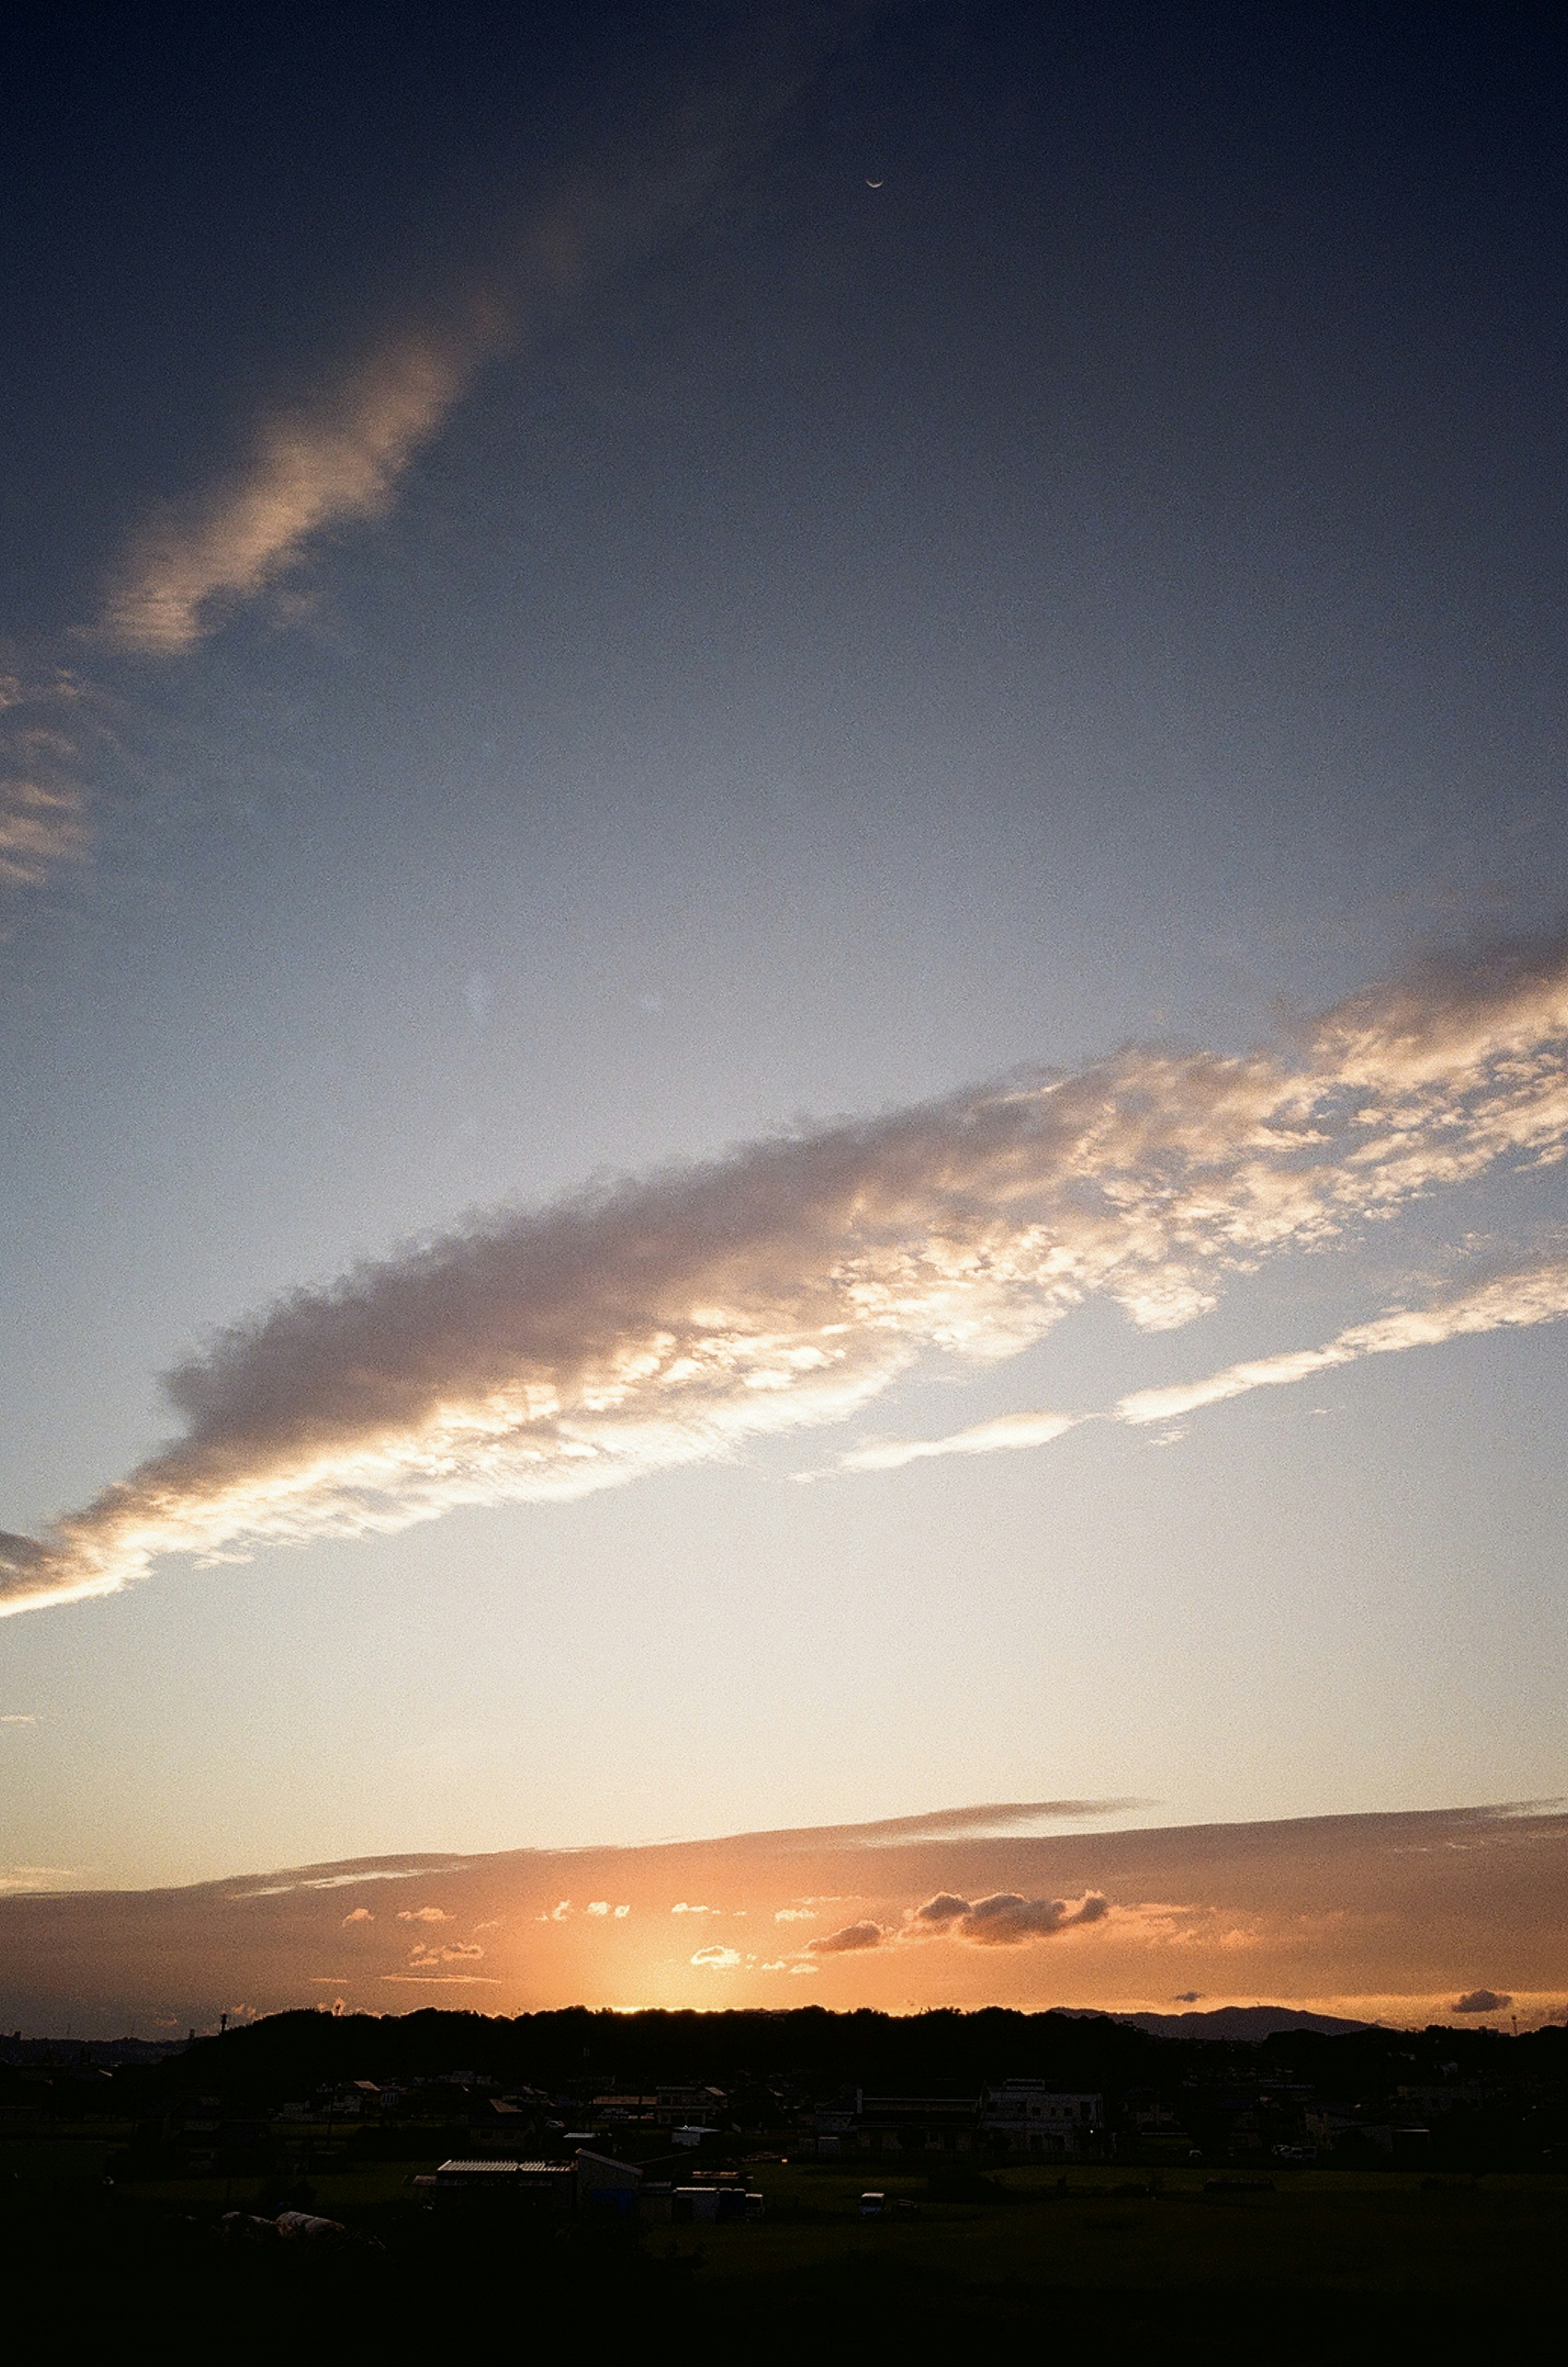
[431,2160,576,2212]
[576,2149,643,2215]
[980,2082,1104,2157]
[816,2093,980,2157]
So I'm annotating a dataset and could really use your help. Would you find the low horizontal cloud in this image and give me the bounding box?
[341,1907,374,1926]
[690,1944,742,1970]
[1453,1988,1512,2014]
[807,1920,886,1954]
[774,1906,817,1922]
[396,1906,450,1923]
[380,1972,500,1985]
[0,1714,38,1726]
[408,1941,483,1966]
[7,940,1568,1618]
[840,1411,1080,1473]
[908,1891,1110,1946]
[0,1866,80,1894]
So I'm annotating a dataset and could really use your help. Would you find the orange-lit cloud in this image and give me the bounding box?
[7,940,1568,1618]
[905,1890,1110,1944]
[0,1797,1563,2030]
[807,1920,886,1954]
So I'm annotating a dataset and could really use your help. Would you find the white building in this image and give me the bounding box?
[980,2082,1103,2157]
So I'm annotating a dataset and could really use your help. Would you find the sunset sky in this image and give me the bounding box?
[2,3,1566,2025]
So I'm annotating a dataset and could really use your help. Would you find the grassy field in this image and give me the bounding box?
[5,2135,1565,2356]
[654,2160,1568,2296]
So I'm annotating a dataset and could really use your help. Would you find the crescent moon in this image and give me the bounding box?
[865,177,884,189]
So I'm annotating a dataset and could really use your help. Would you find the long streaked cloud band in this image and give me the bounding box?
[840,1250,1568,1471]
[4,939,1568,1616]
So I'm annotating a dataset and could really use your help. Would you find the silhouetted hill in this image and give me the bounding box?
[1114,2006,1372,2040]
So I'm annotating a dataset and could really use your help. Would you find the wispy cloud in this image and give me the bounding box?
[1115,1256,1568,1426]
[92,16,866,659]
[6,940,1568,1617]
[98,322,500,657]
[839,1251,1568,1469]
[839,1411,1080,1473]
[0,669,94,893]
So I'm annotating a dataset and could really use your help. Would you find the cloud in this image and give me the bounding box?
[0,778,89,887]
[98,322,500,656]
[407,1940,484,1966]
[1452,1988,1512,2014]
[1115,1257,1568,1428]
[671,1901,717,1915]
[0,1714,38,1725]
[0,1866,80,1893]
[91,18,864,660]
[904,1892,973,1934]
[612,1903,630,1919]
[774,1906,817,1922]
[807,1920,886,1954]
[395,1906,450,1923]
[380,1972,500,1985]
[8,939,1568,1617]
[845,1255,1568,1469]
[690,1944,742,1970]
[586,1901,610,1916]
[341,1907,374,1926]
[0,670,95,893]
[906,1891,1110,1946]
[1172,1990,1203,2002]
[840,1411,1080,1473]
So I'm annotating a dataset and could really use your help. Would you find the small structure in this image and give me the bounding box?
[432,2159,576,2212]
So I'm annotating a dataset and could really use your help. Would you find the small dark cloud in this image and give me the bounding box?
[1452,1988,1512,2015]
[907,1892,971,1933]
[907,1890,1110,1946]
[807,1920,886,1954]
[1172,1990,1203,2003]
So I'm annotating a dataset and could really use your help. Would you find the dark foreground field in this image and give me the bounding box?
[5,2153,1565,2360]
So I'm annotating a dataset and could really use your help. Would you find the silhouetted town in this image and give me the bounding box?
[6,2004,1565,2202]
[5,2006,1566,2354]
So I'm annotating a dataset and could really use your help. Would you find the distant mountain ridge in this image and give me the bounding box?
[1114,2006,1372,2040]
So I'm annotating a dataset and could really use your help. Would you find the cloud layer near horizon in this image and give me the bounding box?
[5,938,1568,1618]
[0,1799,1561,2031]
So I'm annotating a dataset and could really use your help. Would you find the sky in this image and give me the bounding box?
[1,2,1567,2022]
[4,1801,1565,2034]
